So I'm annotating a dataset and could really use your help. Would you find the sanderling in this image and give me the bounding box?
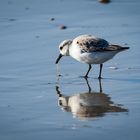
[55,34,129,78]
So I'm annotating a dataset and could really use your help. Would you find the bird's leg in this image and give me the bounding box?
[84,64,92,78]
[98,64,103,79]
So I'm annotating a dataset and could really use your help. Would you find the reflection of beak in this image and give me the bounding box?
[55,54,63,64]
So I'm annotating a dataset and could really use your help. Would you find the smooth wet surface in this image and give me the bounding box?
[0,0,140,140]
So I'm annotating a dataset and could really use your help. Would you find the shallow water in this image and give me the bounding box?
[0,0,140,140]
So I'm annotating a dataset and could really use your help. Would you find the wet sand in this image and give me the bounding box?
[0,0,140,140]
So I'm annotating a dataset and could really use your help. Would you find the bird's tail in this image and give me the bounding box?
[108,44,130,51]
[120,46,130,50]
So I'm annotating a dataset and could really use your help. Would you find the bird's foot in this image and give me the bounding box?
[98,76,103,79]
[79,75,89,79]
[84,75,89,79]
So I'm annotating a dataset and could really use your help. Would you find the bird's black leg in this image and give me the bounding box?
[84,64,92,78]
[98,64,103,79]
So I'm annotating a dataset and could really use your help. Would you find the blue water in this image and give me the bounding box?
[0,0,140,140]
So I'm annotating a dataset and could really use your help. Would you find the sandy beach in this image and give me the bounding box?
[0,0,140,140]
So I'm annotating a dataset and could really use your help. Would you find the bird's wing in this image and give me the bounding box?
[74,35,109,53]
[103,44,129,51]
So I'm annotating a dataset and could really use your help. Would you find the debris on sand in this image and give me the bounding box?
[9,18,16,21]
[99,0,111,4]
[35,35,40,39]
[59,25,67,30]
[109,66,118,70]
[50,18,55,21]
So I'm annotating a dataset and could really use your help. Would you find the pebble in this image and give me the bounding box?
[50,18,55,21]
[99,0,110,4]
[35,35,40,38]
[9,18,16,21]
[59,25,67,30]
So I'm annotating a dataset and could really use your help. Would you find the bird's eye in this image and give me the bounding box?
[60,46,63,50]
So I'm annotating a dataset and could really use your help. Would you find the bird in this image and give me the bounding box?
[55,34,129,78]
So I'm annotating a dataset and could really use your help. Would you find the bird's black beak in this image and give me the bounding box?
[55,54,63,64]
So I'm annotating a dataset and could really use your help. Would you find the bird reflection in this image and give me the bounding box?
[56,78,128,120]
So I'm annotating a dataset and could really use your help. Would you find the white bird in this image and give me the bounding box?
[55,34,129,78]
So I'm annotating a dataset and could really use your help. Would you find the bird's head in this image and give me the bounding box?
[55,40,72,64]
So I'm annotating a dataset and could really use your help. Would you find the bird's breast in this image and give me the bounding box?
[70,49,118,64]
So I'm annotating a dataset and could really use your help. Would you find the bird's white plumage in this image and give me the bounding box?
[56,34,129,77]
[69,35,121,64]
